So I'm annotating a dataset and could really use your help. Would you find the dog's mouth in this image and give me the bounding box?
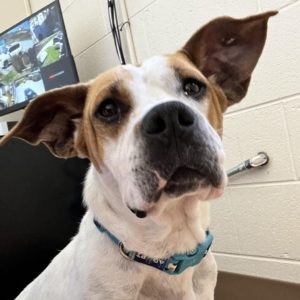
[128,167,206,218]
[163,166,205,196]
[129,165,223,219]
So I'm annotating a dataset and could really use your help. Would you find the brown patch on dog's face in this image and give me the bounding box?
[206,86,228,137]
[167,52,227,137]
[88,69,133,138]
[79,68,134,169]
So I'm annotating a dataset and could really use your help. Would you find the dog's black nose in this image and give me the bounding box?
[142,101,196,144]
[140,101,222,192]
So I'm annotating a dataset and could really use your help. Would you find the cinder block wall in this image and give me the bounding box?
[25,0,300,284]
[0,0,29,32]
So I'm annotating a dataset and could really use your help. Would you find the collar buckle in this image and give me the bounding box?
[119,242,134,261]
[166,262,178,274]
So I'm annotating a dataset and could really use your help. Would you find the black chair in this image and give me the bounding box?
[0,138,89,299]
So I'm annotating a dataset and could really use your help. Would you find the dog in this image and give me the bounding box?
[0,11,276,300]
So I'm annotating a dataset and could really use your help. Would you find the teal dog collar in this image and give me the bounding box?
[94,219,213,275]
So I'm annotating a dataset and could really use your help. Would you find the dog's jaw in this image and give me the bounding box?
[84,164,212,257]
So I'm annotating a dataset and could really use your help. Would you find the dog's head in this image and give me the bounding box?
[0,12,276,217]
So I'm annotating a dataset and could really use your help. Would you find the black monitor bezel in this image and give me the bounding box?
[0,0,79,117]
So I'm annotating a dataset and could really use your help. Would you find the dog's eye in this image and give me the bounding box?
[96,99,120,123]
[183,78,206,99]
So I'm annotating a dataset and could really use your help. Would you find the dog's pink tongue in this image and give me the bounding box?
[154,171,167,189]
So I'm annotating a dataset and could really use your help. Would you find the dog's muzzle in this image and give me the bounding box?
[140,101,223,198]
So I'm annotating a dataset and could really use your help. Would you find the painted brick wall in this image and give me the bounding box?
[22,0,300,284]
[0,0,30,32]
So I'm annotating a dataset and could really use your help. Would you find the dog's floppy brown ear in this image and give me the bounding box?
[182,11,277,104]
[0,84,88,158]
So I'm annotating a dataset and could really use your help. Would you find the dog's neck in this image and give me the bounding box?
[84,165,211,258]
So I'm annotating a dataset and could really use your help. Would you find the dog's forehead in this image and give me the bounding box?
[122,54,204,85]
[87,56,173,108]
[123,55,170,78]
[122,55,177,100]
[120,54,208,104]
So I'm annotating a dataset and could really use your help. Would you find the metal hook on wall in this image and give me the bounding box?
[227,152,270,178]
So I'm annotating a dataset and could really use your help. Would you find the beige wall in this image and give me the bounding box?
[0,0,30,32]
[2,0,300,284]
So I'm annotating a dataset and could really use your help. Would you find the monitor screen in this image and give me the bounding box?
[0,1,78,116]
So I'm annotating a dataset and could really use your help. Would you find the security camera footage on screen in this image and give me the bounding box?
[0,3,77,112]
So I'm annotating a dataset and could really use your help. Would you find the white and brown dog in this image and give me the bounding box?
[1,11,276,300]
